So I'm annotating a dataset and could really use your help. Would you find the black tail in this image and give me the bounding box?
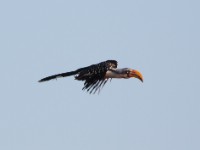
[38,70,78,82]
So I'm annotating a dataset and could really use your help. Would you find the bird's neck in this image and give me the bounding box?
[105,68,126,78]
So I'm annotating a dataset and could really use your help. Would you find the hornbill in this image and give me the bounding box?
[39,60,143,94]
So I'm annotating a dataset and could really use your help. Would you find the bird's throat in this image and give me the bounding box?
[105,69,126,78]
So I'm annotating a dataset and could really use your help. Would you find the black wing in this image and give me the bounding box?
[75,60,118,94]
[39,60,118,94]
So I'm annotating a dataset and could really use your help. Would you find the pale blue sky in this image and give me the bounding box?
[0,0,200,150]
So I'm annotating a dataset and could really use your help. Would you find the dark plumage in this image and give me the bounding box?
[39,60,118,94]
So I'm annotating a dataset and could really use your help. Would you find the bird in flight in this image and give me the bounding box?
[39,60,143,94]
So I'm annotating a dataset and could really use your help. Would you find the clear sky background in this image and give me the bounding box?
[1,0,200,150]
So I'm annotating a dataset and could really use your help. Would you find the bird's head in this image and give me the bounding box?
[123,68,143,82]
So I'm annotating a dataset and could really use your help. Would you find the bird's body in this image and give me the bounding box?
[39,60,143,94]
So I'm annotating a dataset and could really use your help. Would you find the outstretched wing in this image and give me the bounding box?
[75,60,118,94]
